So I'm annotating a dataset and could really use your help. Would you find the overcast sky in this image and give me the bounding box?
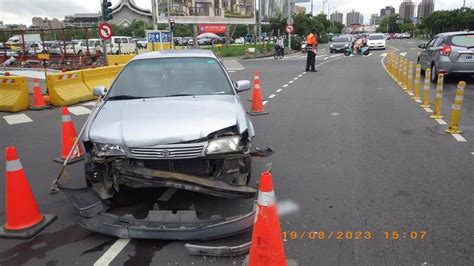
[0,0,471,25]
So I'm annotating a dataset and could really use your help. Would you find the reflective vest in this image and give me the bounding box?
[306,33,317,46]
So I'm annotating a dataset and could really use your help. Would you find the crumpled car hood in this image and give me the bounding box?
[86,95,253,147]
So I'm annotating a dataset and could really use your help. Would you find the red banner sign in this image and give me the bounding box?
[198,24,227,34]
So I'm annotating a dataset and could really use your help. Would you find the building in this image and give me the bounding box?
[330,11,343,24]
[32,17,46,28]
[49,18,63,29]
[380,6,396,17]
[399,0,415,21]
[0,21,5,29]
[31,17,64,29]
[370,14,382,25]
[417,0,434,19]
[110,0,152,26]
[346,10,361,25]
[63,13,100,27]
[4,24,27,30]
[293,5,306,14]
[359,14,364,24]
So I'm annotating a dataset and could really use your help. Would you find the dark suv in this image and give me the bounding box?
[418,31,474,82]
[330,35,353,53]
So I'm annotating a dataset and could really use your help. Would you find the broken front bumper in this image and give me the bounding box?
[60,187,256,240]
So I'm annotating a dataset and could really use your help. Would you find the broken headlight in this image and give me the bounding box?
[206,136,240,154]
[94,143,127,157]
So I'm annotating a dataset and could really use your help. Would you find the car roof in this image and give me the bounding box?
[132,49,217,61]
[437,31,473,37]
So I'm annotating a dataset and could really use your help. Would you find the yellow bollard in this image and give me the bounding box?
[420,68,431,108]
[412,64,422,101]
[430,73,445,119]
[445,81,466,134]
[394,56,400,81]
[398,57,403,83]
[406,61,414,94]
[402,58,408,89]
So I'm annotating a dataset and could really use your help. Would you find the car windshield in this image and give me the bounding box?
[450,34,474,47]
[369,35,384,40]
[334,37,349,42]
[107,57,233,99]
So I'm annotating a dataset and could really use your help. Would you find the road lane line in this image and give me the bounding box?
[293,77,298,80]
[381,53,387,57]
[68,106,92,116]
[94,238,131,266]
[289,80,294,84]
[451,134,467,142]
[3,114,33,125]
[276,89,282,93]
[228,70,236,73]
[283,84,288,87]
[263,100,268,105]
[298,74,302,77]
[82,101,96,106]
[415,99,422,103]
[435,119,447,125]
[323,57,329,60]
[423,107,433,113]
[400,52,407,56]
[269,94,276,99]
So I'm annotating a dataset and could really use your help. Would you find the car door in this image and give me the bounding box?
[420,37,437,69]
[426,37,445,69]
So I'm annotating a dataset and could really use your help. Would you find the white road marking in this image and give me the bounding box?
[320,48,326,51]
[298,74,302,77]
[277,199,300,217]
[68,106,92,116]
[269,94,276,99]
[435,119,447,125]
[452,134,467,142]
[471,152,474,155]
[263,100,268,105]
[323,57,329,60]
[302,72,307,74]
[423,107,433,113]
[3,114,33,125]
[94,238,131,266]
[228,70,236,73]
[82,101,96,106]
[400,52,407,57]
[276,89,283,93]
[283,84,289,87]
[293,77,298,80]
[377,87,383,90]
[381,53,387,57]
[415,99,422,103]
[330,112,340,116]
[289,80,294,84]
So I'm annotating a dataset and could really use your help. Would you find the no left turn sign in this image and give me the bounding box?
[98,22,113,40]
[285,25,294,34]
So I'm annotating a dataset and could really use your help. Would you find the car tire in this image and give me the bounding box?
[431,64,438,83]
[330,49,333,53]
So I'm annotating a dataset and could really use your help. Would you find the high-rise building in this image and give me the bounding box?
[380,6,396,17]
[417,0,435,19]
[346,10,361,25]
[359,14,364,24]
[399,0,415,21]
[293,6,306,14]
[370,14,382,25]
[330,11,343,24]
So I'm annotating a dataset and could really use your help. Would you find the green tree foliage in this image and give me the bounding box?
[420,8,474,36]
[111,20,148,38]
[377,14,400,33]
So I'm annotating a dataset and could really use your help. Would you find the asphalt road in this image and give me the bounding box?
[0,41,473,265]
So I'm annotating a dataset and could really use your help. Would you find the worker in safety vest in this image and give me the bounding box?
[305,29,318,72]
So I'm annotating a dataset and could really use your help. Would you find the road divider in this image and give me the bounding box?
[0,75,29,113]
[406,61,414,95]
[82,66,111,91]
[412,64,422,101]
[445,82,466,134]
[420,68,431,108]
[107,54,135,66]
[402,58,408,90]
[47,71,94,106]
[430,74,445,119]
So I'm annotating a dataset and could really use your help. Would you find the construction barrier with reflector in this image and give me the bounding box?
[81,66,111,91]
[47,71,93,106]
[107,55,135,66]
[0,76,29,112]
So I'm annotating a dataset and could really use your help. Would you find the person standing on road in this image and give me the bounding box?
[276,37,284,57]
[305,29,318,72]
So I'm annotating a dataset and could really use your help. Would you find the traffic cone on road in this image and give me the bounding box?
[248,81,269,116]
[248,71,262,102]
[244,172,295,266]
[0,146,56,239]
[54,107,85,164]
[30,79,48,110]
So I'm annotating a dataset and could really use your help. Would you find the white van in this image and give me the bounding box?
[108,36,137,54]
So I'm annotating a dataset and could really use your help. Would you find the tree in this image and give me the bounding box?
[420,8,474,36]
[377,14,400,33]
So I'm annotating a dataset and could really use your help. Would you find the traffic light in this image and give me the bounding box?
[170,20,175,31]
[102,0,113,21]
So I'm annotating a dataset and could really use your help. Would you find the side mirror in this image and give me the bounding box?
[93,86,107,97]
[235,80,251,93]
[418,43,426,49]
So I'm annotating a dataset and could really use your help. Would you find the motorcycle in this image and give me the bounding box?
[344,44,370,56]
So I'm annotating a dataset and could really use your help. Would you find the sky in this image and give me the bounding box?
[0,0,471,25]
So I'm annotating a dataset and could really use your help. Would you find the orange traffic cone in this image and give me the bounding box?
[54,107,85,164]
[244,172,293,266]
[248,71,262,102]
[30,79,48,110]
[248,81,269,116]
[0,146,56,239]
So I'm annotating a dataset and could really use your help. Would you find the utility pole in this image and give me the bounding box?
[151,0,158,30]
[311,0,313,16]
[463,0,466,8]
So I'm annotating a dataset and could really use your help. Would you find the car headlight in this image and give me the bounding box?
[95,143,127,157]
[206,136,240,154]
[330,44,334,48]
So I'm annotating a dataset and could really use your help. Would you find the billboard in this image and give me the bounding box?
[198,24,227,33]
[157,0,255,24]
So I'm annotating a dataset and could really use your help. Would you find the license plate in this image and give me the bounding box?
[465,55,474,61]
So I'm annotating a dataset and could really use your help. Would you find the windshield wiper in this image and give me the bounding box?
[107,95,144,100]
[163,94,196,97]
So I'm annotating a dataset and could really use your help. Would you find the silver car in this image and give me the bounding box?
[418,31,474,82]
[83,50,257,200]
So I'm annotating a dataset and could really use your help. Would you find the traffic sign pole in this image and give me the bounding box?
[98,22,113,66]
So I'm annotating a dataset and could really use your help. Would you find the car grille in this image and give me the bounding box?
[130,144,205,159]
[334,43,346,48]
[143,159,211,176]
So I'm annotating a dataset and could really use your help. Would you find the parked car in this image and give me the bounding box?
[418,31,474,82]
[367,33,386,50]
[136,38,147,49]
[178,37,191,46]
[401,32,411,39]
[65,39,102,55]
[330,35,353,53]
[235,37,244,44]
[27,42,44,55]
[108,36,137,54]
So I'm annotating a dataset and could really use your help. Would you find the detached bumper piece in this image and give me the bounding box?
[60,187,256,240]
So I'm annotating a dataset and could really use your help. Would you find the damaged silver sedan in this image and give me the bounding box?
[61,50,270,239]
